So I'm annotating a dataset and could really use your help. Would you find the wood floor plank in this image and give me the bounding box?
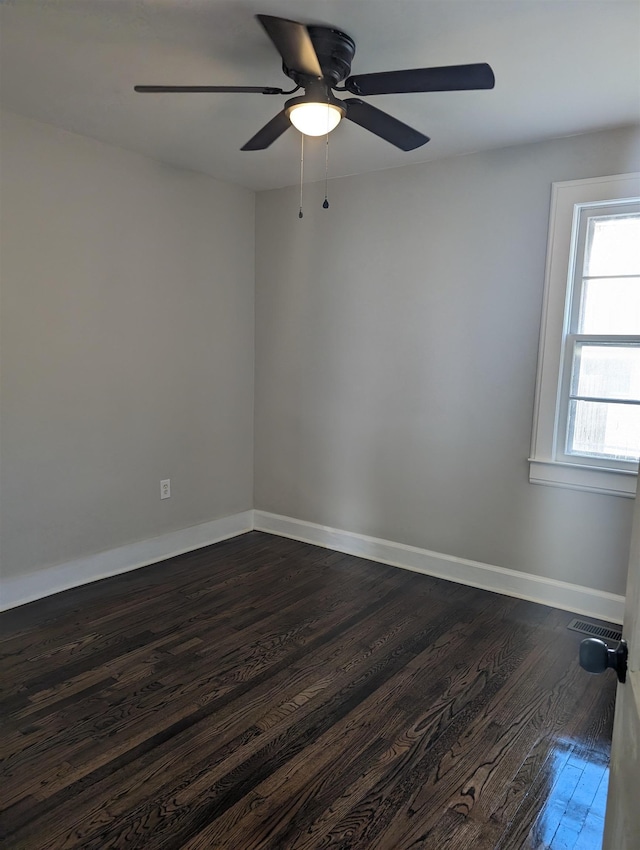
[362,629,602,849]
[176,619,487,850]
[75,598,464,849]
[3,576,430,843]
[0,531,616,849]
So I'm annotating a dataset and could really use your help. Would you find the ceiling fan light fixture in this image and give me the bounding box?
[287,101,344,136]
[135,15,494,152]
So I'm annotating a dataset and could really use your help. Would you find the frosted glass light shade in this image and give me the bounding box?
[288,102,343,136]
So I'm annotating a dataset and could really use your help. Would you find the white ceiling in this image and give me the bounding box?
[1,1,639,191]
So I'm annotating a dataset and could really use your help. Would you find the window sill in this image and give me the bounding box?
[528,459,637,498]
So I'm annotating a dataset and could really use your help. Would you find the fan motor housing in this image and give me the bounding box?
[283,25,356,87]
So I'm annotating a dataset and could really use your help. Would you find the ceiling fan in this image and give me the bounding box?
[135,14,495,152]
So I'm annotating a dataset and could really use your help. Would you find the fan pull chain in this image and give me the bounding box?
[323,133,330,209]
[298,134,304,219]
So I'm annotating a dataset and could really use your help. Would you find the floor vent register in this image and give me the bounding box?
[567,618,622,642]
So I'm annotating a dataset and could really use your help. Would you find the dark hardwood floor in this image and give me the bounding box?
[1,532,615,849]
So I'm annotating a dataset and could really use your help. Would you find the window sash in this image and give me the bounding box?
[557,335,640,469]
[566,201,640,335]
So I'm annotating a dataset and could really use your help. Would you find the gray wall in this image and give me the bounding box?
[0,111,255,580]
[254,127,640,596]
[2,111,637,600]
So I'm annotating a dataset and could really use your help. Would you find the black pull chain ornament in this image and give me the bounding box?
[298,125,332,216]
[298,134,304,219]
[323,132,330,209]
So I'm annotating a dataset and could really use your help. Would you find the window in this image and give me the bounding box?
[530,174,640,497]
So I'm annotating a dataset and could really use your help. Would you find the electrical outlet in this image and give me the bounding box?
[160,479,171,500]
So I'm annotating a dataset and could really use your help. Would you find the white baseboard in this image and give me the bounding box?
[254,511,625,624]
[2,508,625,624]
[0,511,253,611]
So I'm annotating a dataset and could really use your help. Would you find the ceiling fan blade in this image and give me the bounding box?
[134,85,285,94]
[241,109,292,151]
[345,63,495,95]
[256,14,322,78]
[344,99,429,151]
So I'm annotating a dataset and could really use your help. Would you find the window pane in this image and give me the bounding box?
[579,277,640,334]
[567,399,640,461]
[584,213,640,277]
[571,343,640,401]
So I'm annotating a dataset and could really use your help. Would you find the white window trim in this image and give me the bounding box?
[530,173,640,498]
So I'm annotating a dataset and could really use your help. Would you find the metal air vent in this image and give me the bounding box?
[567,618,622,642]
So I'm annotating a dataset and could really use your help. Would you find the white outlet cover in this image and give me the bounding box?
[161,479,170,499]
